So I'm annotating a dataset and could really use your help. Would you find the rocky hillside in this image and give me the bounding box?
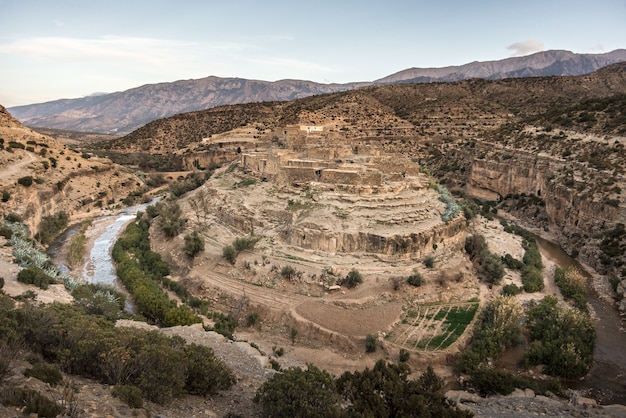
[0,105,143,238]
[9,50,625,135]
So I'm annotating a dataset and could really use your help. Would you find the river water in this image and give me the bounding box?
[83,213,136,286]
[535,236,626,405]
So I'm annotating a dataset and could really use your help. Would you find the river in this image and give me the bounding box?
[49,198,161,312]
[535,236,626,405]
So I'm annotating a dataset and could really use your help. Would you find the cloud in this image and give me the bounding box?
[0,36,245,63]
[506,40,545,56]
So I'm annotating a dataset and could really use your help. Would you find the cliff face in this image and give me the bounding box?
[463,142,625,306]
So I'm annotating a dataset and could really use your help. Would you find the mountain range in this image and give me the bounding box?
[8,49,626,135]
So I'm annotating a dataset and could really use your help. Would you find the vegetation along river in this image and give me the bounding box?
[535,235,626,405]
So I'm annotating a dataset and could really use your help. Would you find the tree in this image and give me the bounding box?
[365,334,377,352]
[223,245,236,264]
[254,364,341,418]
[157,202,187,238]
[343,268,363,288]
[336,361,471,418]
[183,344,236,396]
[183,231,205,258]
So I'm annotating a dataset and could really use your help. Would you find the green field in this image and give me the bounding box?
[388,302,479,351]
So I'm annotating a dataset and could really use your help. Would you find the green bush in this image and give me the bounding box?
[525,296,594,378]
[0,387,62,417]
[280,265,296,280]
[554,267,587,310]
[112,384,143,408]
[183,344,236,396]
[407,270,423,287]
[501,283,522,296]
[478,250,505,285]
[233,235,260,253]
[337,361,470,418]
[183,231,205,258]
[399,348,410,362]
[521,266,544,292]
[23,362,63,387]
[157,202,187,238]
[343,268,363,289]
[1,190,9,202]
[17,176,33,187]
[455,296,522,375]
[365,334,377,353]
[502,253,524,270]
[222,245,236,264]
[465,234,487,260]
[522,244,543,270]
[36,211,69,244]
[254,364,341,418]
[17,266,57,289]
[423,256,435,269]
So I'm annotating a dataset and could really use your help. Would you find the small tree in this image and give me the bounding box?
[222,245,236,264]
[365,334,378,353]
[280,265,296,280]
[17,176,33,187]
[157,202,187,238]
[254,364,340,417]
[423,256,435,269]
[183,231,205,258]
[343,268,363,288]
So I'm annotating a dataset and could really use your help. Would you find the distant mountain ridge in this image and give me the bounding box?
[8,49,626,135]
[375,49,626,83]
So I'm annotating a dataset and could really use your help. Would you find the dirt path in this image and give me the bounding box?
[0,151,36,185]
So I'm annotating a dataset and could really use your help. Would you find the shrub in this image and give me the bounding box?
[365,334,377,352]
[0,387,62,417]
[222,245,236,264]
[254,364,340,418]
[465,234,487,260]
[501,283,522,296]
[554,267,587,310]
[423,256,435,269]
[343,268,363,289]
[1,190,9,202]
[521,266,544,292]
[233,235,259,253]
[36,211,69,244]
[183,344,235,396]
[478,250,505,285]
[183,231,205,258]
[112,385,143,408]
[525,296,594,378]
[522,244,543,270]
[23,362,63,387]
[399,348,410,362]
[407,270,423,287]
[17,176,33,187]
[17,266,57,289]
[280,265,296,280]
[502,253,524,270]
[455,296,522,375]
[246,312,259,327]
[157,202,187,238]
[0,276,4,290]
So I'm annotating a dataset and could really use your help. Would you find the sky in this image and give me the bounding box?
[1,0,625,107]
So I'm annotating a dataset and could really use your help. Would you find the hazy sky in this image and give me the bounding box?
[1,0,625,107]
